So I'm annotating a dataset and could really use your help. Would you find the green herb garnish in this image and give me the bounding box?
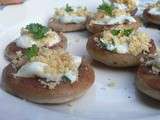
[65,4,73,12]
[24,45,39,60]
[26,23,49,39]
[123,29,133,36]
[111,28,133,36]
[97,0,113,16]
[111,29,121,36]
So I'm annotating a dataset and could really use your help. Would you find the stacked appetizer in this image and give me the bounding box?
[86,0,140,33]
[87,27,156,67]
[143,0,160,25]
[136,51,160,100]
[5,23,67,61]
[2,46,95,103]
[48,4,90,32]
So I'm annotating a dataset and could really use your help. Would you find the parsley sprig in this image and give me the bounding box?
[123,29,133,36]
[111,29,121,36]
[65,4,73,12]
[24,45,39,60]
[111,28,133,36]
[98,0,113,16]
[26,23,49,40]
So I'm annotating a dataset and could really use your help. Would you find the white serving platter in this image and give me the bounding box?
[0,0,160,120]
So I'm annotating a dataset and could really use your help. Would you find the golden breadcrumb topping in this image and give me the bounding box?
[31,48,76,75]
[36,31,60,47]
[100,28,151,56]
[128,32,151,56]
[112,9,129,16]
[112,0,137,10]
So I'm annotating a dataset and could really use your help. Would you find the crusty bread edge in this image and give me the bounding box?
[2,60,95,104]
[136,75,160,101]
[48,18,86,32]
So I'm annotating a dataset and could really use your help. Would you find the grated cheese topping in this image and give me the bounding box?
[112,0,138,11]
[97,28,151,56]
[112,9,129,16]
[128,32,151,56]
[31,48,76,75]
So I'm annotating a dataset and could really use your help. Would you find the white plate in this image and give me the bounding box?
[0,0,160,120]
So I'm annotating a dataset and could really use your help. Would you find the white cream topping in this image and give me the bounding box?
[15,31,61,49]
[100,38,129,54]
[149,7,160,16]
[59,16,86,24]
[113,3,127,10]
[94,15,136,25]
[15,56,82,83]
[116,43,128,53]
[16,62,48,78]
[15,35,36,49]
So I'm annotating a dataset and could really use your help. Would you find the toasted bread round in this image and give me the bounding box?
[5,33,67,61]
[2,60,95,104]
[86,33,156,67]
[86,17,141,34]
[48,18,86,32]
[136,65,160,101]
[143,8,160,25]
